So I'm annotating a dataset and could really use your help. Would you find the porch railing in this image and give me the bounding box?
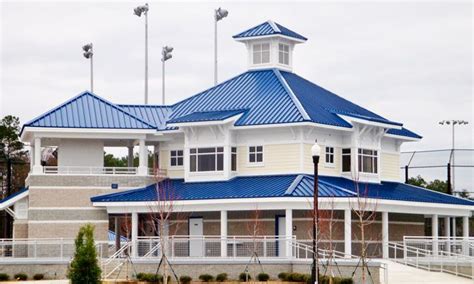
[42,166,167,177]
[403,236,474,256]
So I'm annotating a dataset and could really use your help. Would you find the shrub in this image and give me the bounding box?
[340,278,353,284]
[278,272,289,281]
[288,273,305,282]
[216,273,228,282]
[140,273,163,282]
[33,273,45,280]
[199,274,214,282]
[67,224,101,284]
[180,275,192,284]
[239,272,251,282]
[318,276,353,284]
[14,273,28,280]
[0,273,9,281]
[257,273,270,281]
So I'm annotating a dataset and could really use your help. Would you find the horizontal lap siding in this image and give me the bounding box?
[381,152,400,182]
[237,144,300,175]
[304,144,341,176]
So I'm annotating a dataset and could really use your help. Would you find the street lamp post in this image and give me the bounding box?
[438,120,469,194]
[82,43,93,92]
[214,7,228,86]
[311,141,321,284]
[134,3,149,104]
[161,46,173,105]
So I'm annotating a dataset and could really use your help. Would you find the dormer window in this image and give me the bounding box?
[278,43,290,65]
[253,43,270,64]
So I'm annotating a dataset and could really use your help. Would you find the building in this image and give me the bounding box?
[1,21,473,279]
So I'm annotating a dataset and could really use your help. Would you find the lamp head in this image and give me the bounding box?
[311,140,321,157]
[82,43,93,52]
[215,7,228,21]
[83,51,93,59]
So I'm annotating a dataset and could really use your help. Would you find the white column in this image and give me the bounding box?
[462,216,469,255]
[452,218,457,238]
[432,215,439,256]
[344,209,352,258]
[444,217,451,253]
[29,143,34,171]
[382,211,389,259]
[223,131,231,179]
[285,209,293,258]
[131,212,138,257]
[32,137,43,174]
[127,145,134,168]
[138,139,148,175]
[220,210,228,257]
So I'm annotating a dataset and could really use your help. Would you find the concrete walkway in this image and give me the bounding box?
[382,260,473,284]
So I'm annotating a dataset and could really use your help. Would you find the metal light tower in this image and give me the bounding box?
[161,46,173,105]
[214,7,228,86]
[311,141,321,284]
[134,3,149,104]
[82,43,93,92]
[438,120,469,194]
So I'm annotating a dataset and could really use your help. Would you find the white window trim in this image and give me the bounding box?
[189,147,225,173]
[247,145,264,167]
[169,149,184,169]
[341,148,351,173]
[324,146,335,168]
[252,43,271,65]
[278,43,290,65]
[358,148,379,174]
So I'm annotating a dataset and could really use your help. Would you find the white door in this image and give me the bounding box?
[189,218,203,257]
[278,217,286,257]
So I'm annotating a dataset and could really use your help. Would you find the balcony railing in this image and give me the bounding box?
[42,166,167,177]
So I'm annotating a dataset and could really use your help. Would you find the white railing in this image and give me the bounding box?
[42,166,167,177]
[403,236,474,257]
[0,238,108,259]
[388,241,474,279]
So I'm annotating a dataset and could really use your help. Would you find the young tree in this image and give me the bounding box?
[68,224,102,284]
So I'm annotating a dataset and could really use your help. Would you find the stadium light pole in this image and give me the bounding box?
[134,3,149,104]
[438,120,469,194]
[214,7,228,86]
[311,141,321,284]
[161,46,173,105]
[82,43,93,92]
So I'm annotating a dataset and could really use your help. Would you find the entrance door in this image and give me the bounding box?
[277,216,286,257]
[189,218,204,257]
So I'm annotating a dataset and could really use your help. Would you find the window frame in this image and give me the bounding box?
[278,43,290,65]
[231,147,237,172]
[248,145,264,166]
[325,146,335,167]
[357,148,378,174]
[341,148,351,173]
[189,147,224,172]
[252,43,270,65]
[169,150,184,168]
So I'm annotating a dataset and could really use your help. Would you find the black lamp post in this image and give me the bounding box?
[311,141,321,284]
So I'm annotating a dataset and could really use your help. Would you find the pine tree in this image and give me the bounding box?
[67,224,102,283]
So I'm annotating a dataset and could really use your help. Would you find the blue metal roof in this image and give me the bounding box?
[168,109,246,124]
[233,21,307,41]
[91,175,474,206]
[119,104,172,130]
[0,187,28,205]
[91,174,354,202]
[387,127,422,139]
[23,92,155,130]
[170,69,306,126]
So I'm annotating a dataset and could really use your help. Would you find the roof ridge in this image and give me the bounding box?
[267,20,280,32]
[24,91,156,129]
[118,104,172,109]
[284,174,304,196]
[273,69,311,121]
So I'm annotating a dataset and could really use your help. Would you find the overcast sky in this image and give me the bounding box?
[0,1,472,188]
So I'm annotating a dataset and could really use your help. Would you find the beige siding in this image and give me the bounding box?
[159,150,184,179]
[381,152,400,181]
[237,144,300,175]
[303,144,341,176]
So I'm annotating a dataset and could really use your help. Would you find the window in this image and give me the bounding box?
[231,147,237,171]
[253,43,270,64]
[190,147,223,172]
[170,150,183,167]
[342,148,351,172]
[358,149,378,174]
[249,146,263,163]
[278,43,290,65]
[325,147,334,165]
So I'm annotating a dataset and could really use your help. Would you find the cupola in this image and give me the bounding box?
[233,20,307,72]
